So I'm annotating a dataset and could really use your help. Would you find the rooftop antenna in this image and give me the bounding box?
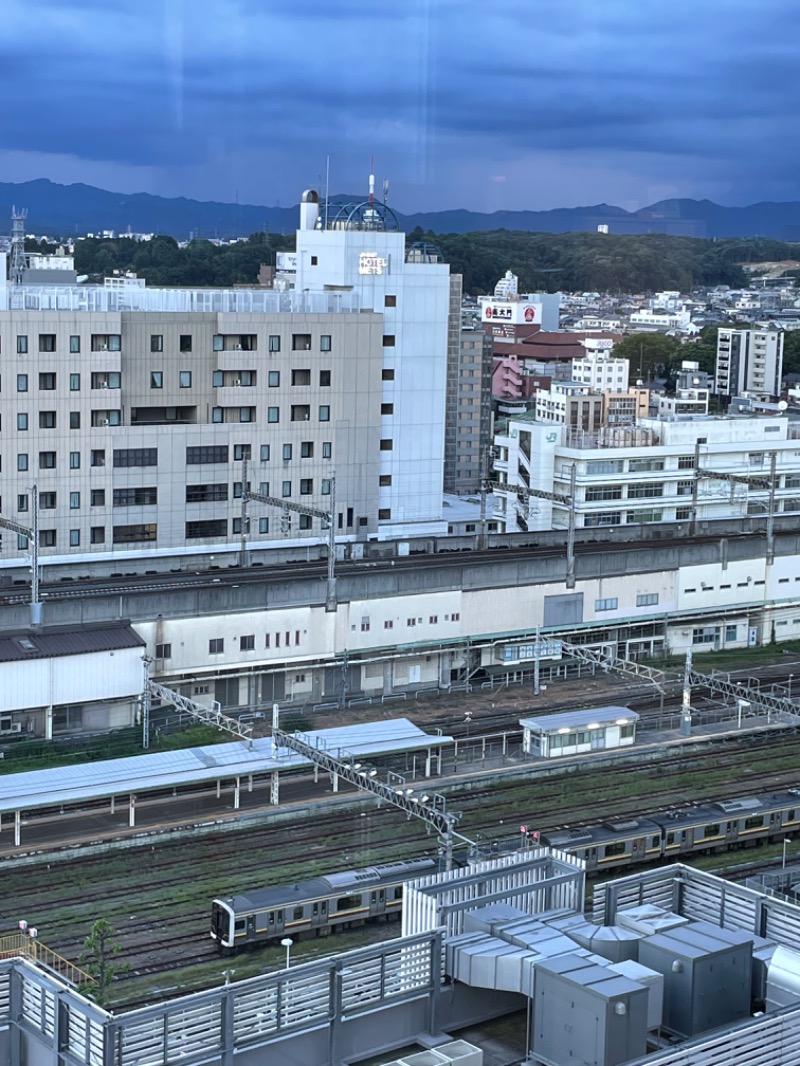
[383,179,389,206]
[9,206,28,284]
[324,154,330,230]
[369,155,375,205]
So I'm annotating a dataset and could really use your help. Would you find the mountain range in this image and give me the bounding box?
[3,179,800,241]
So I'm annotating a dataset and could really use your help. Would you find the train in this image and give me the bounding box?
[541,788,800,874]
[211,788,800,953]
[211,857,439,952]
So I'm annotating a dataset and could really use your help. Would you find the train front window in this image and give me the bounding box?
[234,918,245,932]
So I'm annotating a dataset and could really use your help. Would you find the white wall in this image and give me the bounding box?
[0,648,143,713]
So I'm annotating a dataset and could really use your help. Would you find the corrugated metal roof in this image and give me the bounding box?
[520,706,639,732]
[0,717,452,814]
[0,624,145,663]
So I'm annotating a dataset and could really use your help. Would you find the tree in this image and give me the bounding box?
[610,333,684,381]
[79,918,127,1005]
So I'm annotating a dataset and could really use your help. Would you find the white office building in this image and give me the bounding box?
[493,413,799,532]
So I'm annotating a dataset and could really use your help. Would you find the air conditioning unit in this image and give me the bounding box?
[234,344,243,350]
[234,379,242,386]
[9,723,21,734]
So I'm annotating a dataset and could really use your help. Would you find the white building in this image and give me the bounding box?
[656,361,711,419]
[493,413,799,532]
[571,347,630,392]
[716,328,784,398]
[629,308,693,331]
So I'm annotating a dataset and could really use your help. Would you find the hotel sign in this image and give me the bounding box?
[358,252,389,276]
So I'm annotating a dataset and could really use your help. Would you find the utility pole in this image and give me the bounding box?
[566,464,577,589]
[0,485,42,626]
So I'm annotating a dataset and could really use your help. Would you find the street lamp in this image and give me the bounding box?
[281,937,293,969]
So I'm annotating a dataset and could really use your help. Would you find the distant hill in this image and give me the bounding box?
[3,179,800,241]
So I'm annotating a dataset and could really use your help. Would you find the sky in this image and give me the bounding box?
[1,0,800,214]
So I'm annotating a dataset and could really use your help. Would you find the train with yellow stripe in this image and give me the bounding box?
[211,858,439,951]
[541,790,800,874]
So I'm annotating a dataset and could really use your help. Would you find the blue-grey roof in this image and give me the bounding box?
[520,706,638,732]
[0,718,452,814]
[0,624,144,663]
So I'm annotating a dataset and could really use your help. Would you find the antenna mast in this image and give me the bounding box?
[9,206,28,284]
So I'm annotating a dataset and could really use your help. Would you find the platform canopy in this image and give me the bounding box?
[519,706,638,734]
[0,717,452,814]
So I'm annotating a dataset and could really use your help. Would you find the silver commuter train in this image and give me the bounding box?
[541,789,800,874]
[211,857,438,952]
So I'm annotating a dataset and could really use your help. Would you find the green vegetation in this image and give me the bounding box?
[79,918,128,1005]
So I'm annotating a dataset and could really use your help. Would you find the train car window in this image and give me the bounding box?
[605,841,627,857]
[371,892,377,904]
[744,815,764,830]
[293,906,304,920]
[703,823,721,838]
[268,912,274,924]
[789,810,796,821]
[321,901,327,912]
[234,919,245,931]
[394,887,403,900]
[666,832,676,845]
[650,835,660,849]
[313,903,318,915]
[337,894,362,911]
[726,822,732,832]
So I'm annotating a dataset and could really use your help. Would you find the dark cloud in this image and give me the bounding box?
[1,0,799,210]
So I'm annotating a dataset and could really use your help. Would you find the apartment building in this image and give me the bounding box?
[444,325,493,494]
[493,413,798,532]
[570,349,630,392]
[534,381,604,432]
[716,328,784,398]
[0,196,453,567]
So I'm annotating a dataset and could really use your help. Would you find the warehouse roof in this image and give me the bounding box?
[0,624,145,663]
[519,706,638,732]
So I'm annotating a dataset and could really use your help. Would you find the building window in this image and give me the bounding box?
[17,494,28,512]
[300,478,312,495]
[209,638,224,655]
[240,635,255,651]
[114,448,158,467]
[17,454,29,471]
[378,508,391,519]
[233,443,251,461]
[91,449,105,467]
[112,524,158,543]
[321,479,331,495]
[292,334,311,350]
[39,411,56,429]
[70,373,81,391]
[292,405,311,421]
[407,618,416,627]
[379,474,392,486]
[150,371,163,389]
[150,335,163,352]
[179,370,192,388]
[268,407,279,423]
[268,370,280,387]
[385,294,397,307]
[186,519,227,538]
[382,368,395,381]
[17,374,28,393]
[17,413,28,431]
[91,489,106,506]
[260,444,270,461]
[283,443,292,461]
[155,643,172,659]
[381,403,394,415]
[70,336,81,354]
[69,529,81,547]
[725,625,738,642]
[320,335,332,352]
[180,335,193,353]
[258,517,270,534]
[39,451,56,469]
[319,405,330,422]
[70,412,81,430]
[299,514,312,530]
[282,480,291,497]
[91,527,106,544]
[186,446,227,464]
[39,530,57,547]
[429,615,438,624]
[39,334,56,352]
[382,335,396,347]
[113,487,158,506]
[595,598,618,612]
[385,620,394,629]
[70,492,80,509]
[322,442,332,458]
[628,457,665,472]
[636,593,659,607]
[40,492,56,509]
[16,336,28,354]
[318,368,331,387]
[186,484,228,503]
[380,439,393,451]
[300,441,314,458]
[269,335,281,352]
[291,369,311,386]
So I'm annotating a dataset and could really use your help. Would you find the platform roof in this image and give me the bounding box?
[0,717,452,814]
[520,706,638,733]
